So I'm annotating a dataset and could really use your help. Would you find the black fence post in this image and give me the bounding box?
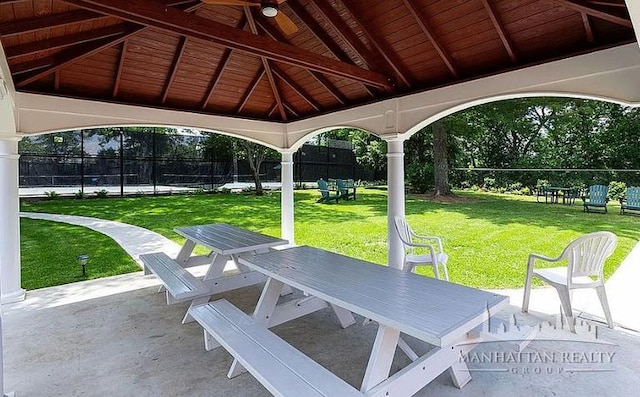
[80,129,85,195]
[119,128,124,197]
[152,128,157,195]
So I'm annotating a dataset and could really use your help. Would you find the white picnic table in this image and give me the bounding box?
[231,245,509,396]
[170,223,288,322]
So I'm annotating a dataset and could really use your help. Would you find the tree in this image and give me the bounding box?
[237,140,277,195]
[432,120,449,195]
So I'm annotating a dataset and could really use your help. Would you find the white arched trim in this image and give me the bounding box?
[400,90,640,140]
[286,125,378,152]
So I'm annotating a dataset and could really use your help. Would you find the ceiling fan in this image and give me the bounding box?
[201,0,299,35]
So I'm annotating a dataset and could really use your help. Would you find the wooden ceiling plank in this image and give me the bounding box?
[201,16,247,110]
[479,0,518,63]
[271,64,321,112]
[245,8,287,120]
[307,0,381,73]
[401,0,459,77]
[582,12,595,43]
[552,0,632,27]
[60,0,392,89]
[161,36,188,104]
[286,1,352,64]
[14,2,204,88]
[336,0,413,88]
[5,24,128,60]
[112,40,128,97]
[0,10,104,37]
[236,68,266,113]
[254,13,350,105]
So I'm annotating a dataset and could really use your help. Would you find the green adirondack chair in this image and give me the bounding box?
[620,186,640,215]
[582,184,609,213]
[335,179,355,200]
[317,179,339,203]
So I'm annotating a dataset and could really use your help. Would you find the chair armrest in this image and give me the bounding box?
[528,253,560,263]
[411,233,444,253]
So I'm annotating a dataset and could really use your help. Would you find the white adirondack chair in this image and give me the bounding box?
[394,216,449,281]
[522,231,617,332]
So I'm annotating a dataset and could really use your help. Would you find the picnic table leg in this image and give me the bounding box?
[329,303,356,328]
[228,277,285,379]
[361,325,401,392]
[175,239,197,266]
[181,254,229,324]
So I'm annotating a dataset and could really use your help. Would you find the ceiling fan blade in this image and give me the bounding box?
[274,11,298,36]
[201,0,259,6]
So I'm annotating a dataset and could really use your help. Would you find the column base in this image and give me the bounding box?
[1,289,25,304]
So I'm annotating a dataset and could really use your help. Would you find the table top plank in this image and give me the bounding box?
[239,246,508,347]
[174,224,287,255]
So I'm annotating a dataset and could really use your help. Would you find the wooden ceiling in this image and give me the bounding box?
[0,0,635,122]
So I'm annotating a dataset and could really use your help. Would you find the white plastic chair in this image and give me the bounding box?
[394,216,449,281]
[522,231,617,332]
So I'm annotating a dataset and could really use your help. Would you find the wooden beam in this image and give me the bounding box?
[14,2,203,88]
[255,16,351,104]
[54,71,60,91]
[479,0,518,63]
[201,16,247,110]
[112,41,128,97]
[552,0,632,27]
[270,64,321,112]
[10,57,53,75]
[0,10,104,37]
[245,8,286,120]
[338,0,412,88]
[283,3,372,99]
[283,102,298,118]
[61,0,392,89]
[267,103,278,118]
[5,24,128,60]
[402,0,459,77]
[582,12,595,43]
[161,37,188,104]
[236,68,266,114]
[15,27,142,87]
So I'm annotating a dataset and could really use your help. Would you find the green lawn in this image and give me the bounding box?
[20,218,139,290]
[20,189,640,290]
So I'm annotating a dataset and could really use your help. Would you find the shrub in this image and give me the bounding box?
[94,189,109,198]
[74,190,86,199]
[507,182,523,192]
[483,177,496,190]
[608,181,627,201]
[497,187,506,194]
[536,179,550,190]
[521,187,531,196]
[44,191,60,200]
[406,163,434,194]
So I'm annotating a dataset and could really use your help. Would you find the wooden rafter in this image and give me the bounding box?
[54,71,60,91]
[270,64,321,112]
[161,37,188,104]
[112,41,128,97]
[582,13,595,43]
[0,10,104,37]
[201,16,247,110]
[13,2,203,88]
[61,0,392,89]
[245,8,286,120]
[307,0,391,86]
[401,0,459,77]
[236,68,266,114]
[5,24,128,60]
[11,57,53,75]
[15,27,141,88]
[479,0,518,63]
[283,102,298,118]
[284,2,373,99]
[254,16,349,105]
[552,0,632,27]
[338,0,413,88]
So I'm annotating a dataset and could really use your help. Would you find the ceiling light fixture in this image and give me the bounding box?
[261,0,278,17]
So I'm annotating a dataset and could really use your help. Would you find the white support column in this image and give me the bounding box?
[280,152,295,245]
[0,137,25,304]
[385,138,405,270]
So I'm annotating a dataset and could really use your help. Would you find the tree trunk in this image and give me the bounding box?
[433,120,450,196]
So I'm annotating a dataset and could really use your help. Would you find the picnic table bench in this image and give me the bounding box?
[190,246,509,396]
[143,223,288,323]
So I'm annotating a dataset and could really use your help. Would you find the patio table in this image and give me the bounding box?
[235,246,509,396]
[173,223,288,322]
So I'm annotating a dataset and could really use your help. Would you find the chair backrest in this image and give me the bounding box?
[394,216,415,250]
[336,179,347,194]
[562,231,617,278]
[317,179,329,198]
[626,187,640,206]
[588,185,608,204]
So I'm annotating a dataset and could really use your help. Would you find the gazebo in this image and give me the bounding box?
[1,0,640,393]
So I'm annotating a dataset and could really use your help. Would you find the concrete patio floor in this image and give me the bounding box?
[4,271,640,397]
